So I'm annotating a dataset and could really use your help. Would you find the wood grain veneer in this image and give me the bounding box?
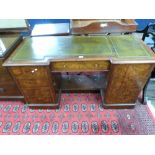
[104,63,154,107]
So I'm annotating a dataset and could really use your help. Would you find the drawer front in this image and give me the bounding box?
[10,66,48,79]
[22,87,51,97]
[17,79,49,88]
[0,85,21,96]
[27,97,52,104]
[51,61,110,72]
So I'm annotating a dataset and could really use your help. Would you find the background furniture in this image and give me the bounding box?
[137,23,155,104]
[0,35,23,99]
[70,19,137,35]
[26,19,155,33]
[31,23,70,37]
[0,20,29,100]
[0,19,29,33]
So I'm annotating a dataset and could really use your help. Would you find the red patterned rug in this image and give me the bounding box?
[0,93,155,135]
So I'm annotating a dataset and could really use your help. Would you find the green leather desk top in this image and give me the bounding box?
[3,35,155,66]
[0,34,21,58]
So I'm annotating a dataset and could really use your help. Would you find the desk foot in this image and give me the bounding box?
[26,90,61,109]
[28,103,60,109]
[102,103,135,109]
[100,89,135,109]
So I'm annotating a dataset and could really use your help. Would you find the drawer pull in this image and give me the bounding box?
[95,64,98,67]
[31,68,38,73]
[63,65,66,68]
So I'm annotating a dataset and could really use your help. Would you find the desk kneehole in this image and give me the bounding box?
[51,60,110,72]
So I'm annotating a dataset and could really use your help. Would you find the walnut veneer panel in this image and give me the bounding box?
[10,66,48,79]
[22,87,51,97]
[17,79,49,88]
[27,97,53,104]
[0,84,21,96]
[105,64,154,104]
[9,66,57,104]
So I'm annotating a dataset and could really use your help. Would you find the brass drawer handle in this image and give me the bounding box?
[0,88,5,93]
[63,65,66,68]
[31,68,38,73]
[95,64,98,67]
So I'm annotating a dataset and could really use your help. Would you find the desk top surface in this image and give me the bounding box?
[0,34,21,58]
[3,35,155,66]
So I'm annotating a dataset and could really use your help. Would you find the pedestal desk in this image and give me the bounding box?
[3,35,155,109]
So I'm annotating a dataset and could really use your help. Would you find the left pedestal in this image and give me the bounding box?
[8,66,60,109]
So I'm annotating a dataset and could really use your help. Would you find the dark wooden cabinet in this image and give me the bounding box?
[0,35,23,99]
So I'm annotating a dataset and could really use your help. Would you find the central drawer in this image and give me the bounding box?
[51,60,110,72]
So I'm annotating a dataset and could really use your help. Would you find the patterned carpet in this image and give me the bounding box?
[0,93,155,135]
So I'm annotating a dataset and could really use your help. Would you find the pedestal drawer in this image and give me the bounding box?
[0,85,21,96]
[26,97,52,104]
[0,73,15,84]
[22,87,51,97]
[17,79,49,88]
[10,66,48,79]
